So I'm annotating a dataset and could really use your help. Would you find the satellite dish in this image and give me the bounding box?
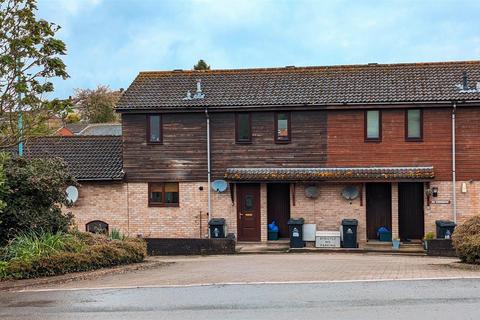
[342,186,359,200]
[66,185,79,204]
[305,185,319,199]
[211,180,228,192]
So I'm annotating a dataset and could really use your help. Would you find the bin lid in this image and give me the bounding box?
[341,219,358,226]
[435,220,456,227]
[209,218,225,225]
[288,218,305,225]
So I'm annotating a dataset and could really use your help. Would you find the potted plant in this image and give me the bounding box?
[423,231,435,250]
[392,238,401,250]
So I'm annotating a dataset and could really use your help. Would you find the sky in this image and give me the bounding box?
[37,0,480,98]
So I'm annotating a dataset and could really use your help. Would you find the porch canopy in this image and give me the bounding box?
[224,167,434,182]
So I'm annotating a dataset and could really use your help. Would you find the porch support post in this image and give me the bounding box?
[391,183,399,240]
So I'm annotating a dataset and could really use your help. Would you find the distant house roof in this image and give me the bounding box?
[117,60,480,111]
[21,136,123,181]
[224,167,435,182]
[77,123,122,136]
[65,123,90,134]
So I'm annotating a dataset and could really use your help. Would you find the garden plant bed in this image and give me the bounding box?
[0,258,172,291]
[0,231,147,281]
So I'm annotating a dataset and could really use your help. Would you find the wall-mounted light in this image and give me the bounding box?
[432,187,438,197]
[461,182,467,193]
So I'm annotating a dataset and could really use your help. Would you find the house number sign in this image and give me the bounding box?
[432,200,450,204]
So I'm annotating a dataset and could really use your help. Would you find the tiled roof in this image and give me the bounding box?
[20,136,123,181]
[117,61,480,110]
[78,123,122,136]
[224,167,435,182]
[65,123,90,134]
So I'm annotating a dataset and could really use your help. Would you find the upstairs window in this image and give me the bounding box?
[365,110,381,141]
[406,109,423,140]
[235,113,252,143]
[147,114,162,143]
[148,182,179,207]
[275,112,291,143]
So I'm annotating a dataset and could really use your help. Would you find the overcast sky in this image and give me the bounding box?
[37,0,480,98]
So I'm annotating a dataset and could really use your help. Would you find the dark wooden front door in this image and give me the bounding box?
[366,183,392,240]
[398,182,425,240]
[267,183,291,238]
[237,184,261,241]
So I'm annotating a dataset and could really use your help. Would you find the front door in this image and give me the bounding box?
[267,183,291,238]
[237,184,261,241]
[366,183,392,240]
[398,182,425,240]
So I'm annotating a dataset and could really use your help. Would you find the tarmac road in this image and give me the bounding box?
[1,278,480,320]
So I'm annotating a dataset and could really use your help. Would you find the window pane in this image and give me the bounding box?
[149,115,161,142]
[237,114,251,141]
[366,111,380,139]
[150,183,163,204]
[277,113,289,139]
[164,183,179,204]
[407,110,421,138]
[244,195,254,211]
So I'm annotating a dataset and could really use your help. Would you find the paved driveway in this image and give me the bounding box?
[25,253,480,291]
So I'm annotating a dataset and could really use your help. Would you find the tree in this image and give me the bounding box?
[73,85,122,123]
[193,59,210,70]
[0,154,76,244]
[0,0,70,148]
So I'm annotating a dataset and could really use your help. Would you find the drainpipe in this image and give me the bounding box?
[452,102,457,223]
[205,108,212,237]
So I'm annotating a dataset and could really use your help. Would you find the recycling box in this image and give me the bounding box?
[315,231,341,248]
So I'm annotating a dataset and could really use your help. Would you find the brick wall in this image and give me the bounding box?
[290,183,367,243]
[68,180,480,243]
[426,181,480,235]
[68,181,235,239]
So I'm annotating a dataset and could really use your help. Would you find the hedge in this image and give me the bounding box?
[1,236,147,280]
[452,215,480,264]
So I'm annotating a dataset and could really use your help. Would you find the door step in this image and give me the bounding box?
[236,241,290,254]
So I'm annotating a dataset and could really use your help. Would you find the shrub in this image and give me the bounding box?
[452,215,480,264]
[109,228,126,240]
[0,155,77,244]
[0,232,146,279]
[423,231,435,241]
[0,231,84,262]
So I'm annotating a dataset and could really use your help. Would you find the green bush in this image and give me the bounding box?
[0,231,84,262]
[452,215,480,264]
[0,232,146,280]
[0,154,77,244]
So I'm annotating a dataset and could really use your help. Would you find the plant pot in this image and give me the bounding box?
[423,240,429,250]
[392,239,401,250]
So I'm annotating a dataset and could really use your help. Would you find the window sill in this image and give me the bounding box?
[405,138,423,142]
[235,141,252,145]
[148,203,179,208]
[146,142,163,145]
[364,139,382,143]
[275,140,291,144]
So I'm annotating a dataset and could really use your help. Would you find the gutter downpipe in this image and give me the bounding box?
[452,102,457,224]
[205,108,212,237]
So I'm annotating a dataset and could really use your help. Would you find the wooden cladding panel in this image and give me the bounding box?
[326,108,453,180]
[210,111,328,179]
[122,113,207,181]
[456,107,480,181]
